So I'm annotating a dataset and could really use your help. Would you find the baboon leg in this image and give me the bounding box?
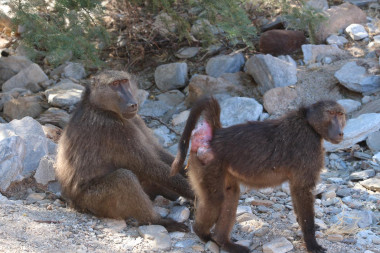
[81,169,188,232]
[145,162,194,200]
[290,182,326,253]
[212,174,249,253]
[190,158,225,242]
[140,180,180,201]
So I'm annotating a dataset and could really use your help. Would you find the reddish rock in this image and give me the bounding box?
[259,29,306,56]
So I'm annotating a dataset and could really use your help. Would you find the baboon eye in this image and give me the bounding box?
[110,80,120,87]
[328,111,335,115]
[119,79,129,84]
[338,112,344,116]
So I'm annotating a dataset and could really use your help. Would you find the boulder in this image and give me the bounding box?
[366,131,380,152]
[175,47,200,59]
[315,3,367,43]
[337,99,361,113]
[0,56,33,85]
[324,113,380,152]
[0,136,25,191]
[220,97,263,127]
[154,62,188,91]
[245,54,297,94]
[334,61,380,94]
[205,53,245,78]
[34,155,56,185]
[259,30,306,56]
[2,63,48,92]
[0,117,49,177]
[45,80,84,108]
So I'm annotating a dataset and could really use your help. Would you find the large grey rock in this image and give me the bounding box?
[263,237,294,253]
[0,56,32,85]
[2,63,48,92]
[154,62,188,91]
[315,2,367,43]
[345,24,368,40]
[245,54,297,94]
[37,107,70,129]
[367,131,380,152]
[205,53,245,78]
[156,90,185,106]
[220,97,263,127]
[62,62,86,80]
[3,95,44,120]
[302,44,347,65]
[45,80,84,108]
[324,113,380,152]
[337,99,361,113]
[0,117,49,177]
[34,155,56,185]
[334,61,380,94]
[333,210,376,228]
[0,136,25,191]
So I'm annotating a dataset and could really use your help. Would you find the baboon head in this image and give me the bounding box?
[306,100,346,144]
[89,70,138,119]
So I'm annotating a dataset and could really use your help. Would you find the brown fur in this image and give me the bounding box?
[171,97,346,252]
[56,70,194,232]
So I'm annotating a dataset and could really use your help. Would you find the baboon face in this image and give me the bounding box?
[90,71,138,119]
[307,101,346,144]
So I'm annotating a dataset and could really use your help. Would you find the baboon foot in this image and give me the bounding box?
[160,218,189,232]
[307,243,326,253]
[221,241,250,253]
[193,224,212,242]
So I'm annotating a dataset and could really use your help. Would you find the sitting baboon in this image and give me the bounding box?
[171,97,346,253]
[56,70,194,232]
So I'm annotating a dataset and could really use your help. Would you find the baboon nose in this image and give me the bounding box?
[128,103,137,110]
[339,132,343,137]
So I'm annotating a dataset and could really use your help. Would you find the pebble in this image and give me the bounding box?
[167,206,190,223]
[26,192,46,204]
[205,241,219,253]
[327,234,344,242]
[263,237,294,253]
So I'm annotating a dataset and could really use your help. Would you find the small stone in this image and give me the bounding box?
[154,62,188,91]
[345,24,369,40]
[205,241,219,253]
[373,152,380,164]
[103,218,127,233]
[154,206,169,218]
[168,206,190,223]
[302,44,346,65]
[326,177,345,184]
[156,90,185,106]
[263,237,294,253]
[322,190,336,200]
[326,34,348,47]
[138,225,171,250]
[250,199,274,206]
[327,234,344,242]
[175,239,196,248]
[26,192,46,204]
[254,226,270,237]
[349,169,376,181]
[206,53,245,78]
[172,110,190,126]
[175,47,200,59]
[367,131,380,152]
[34,155,56,185]
[315,219,328,230]
[236,212,257,223]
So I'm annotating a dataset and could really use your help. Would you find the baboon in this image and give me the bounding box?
[171,97,346,253]
[56,70,194,232]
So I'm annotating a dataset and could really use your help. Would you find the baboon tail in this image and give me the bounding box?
[170,96,221,176]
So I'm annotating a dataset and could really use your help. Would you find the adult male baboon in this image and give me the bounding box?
[171,97,346,252]
[56,70,194,232]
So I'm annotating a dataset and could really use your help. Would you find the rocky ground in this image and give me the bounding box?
[0,0,380,252]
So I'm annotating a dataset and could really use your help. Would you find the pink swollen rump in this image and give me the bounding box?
[190,121,214,164]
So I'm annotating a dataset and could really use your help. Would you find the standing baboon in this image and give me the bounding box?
[56,70,194,232]
[171,97,346,252]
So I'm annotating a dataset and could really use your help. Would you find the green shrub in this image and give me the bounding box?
[9,0,110,67]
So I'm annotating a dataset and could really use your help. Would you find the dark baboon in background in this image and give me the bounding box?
[56,70,194,232]
[171,97,346,253]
